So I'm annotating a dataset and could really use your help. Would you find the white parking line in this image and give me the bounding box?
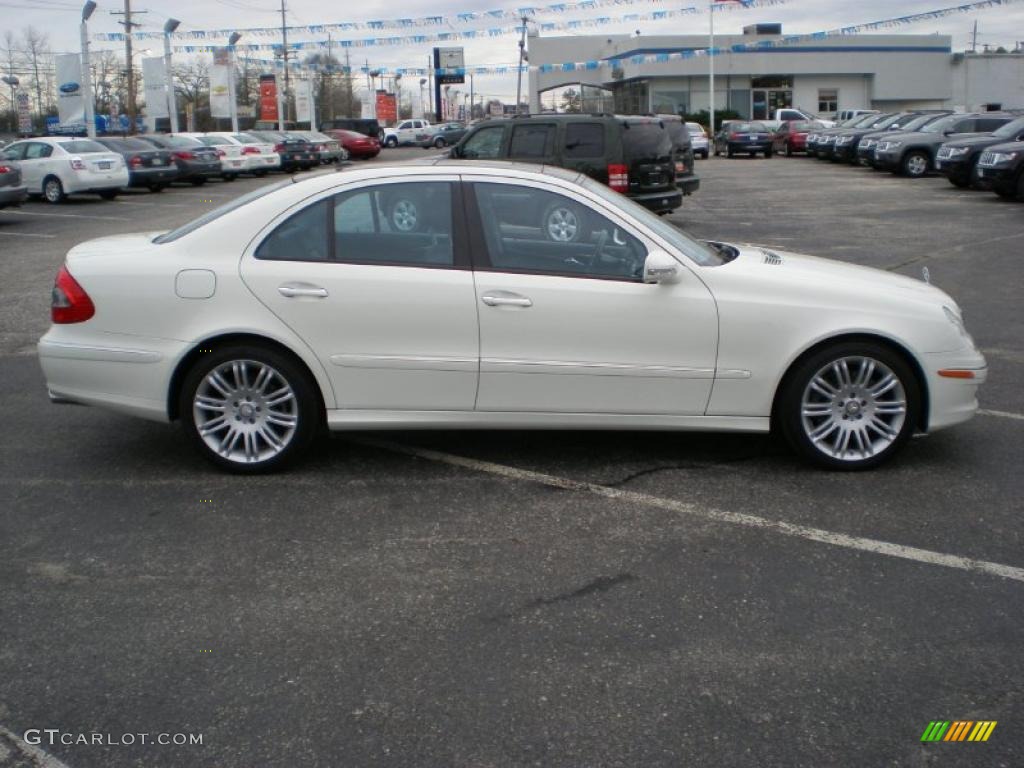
[0,210,129,222]
[0,231,56,239]
[979,408,1024,421]
[0,725,72,768]
[112,199,188,208]
[357,438,1024,584]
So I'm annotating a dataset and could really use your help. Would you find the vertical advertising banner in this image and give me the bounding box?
[55,53,85,127]
[16,91,31,133]
[259,74,278,122]
[210,48,232,119]
[294,79,314,125]
[375,91,397,124]
[142,57,168,118]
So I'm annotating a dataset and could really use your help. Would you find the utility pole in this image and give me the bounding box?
[280,0,290,124]
[970,20,978,53]
[515,15,528,114]
[326,32,333,120]
[111,0,146,133]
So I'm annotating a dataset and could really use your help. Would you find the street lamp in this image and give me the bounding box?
[227,32,241,132]
[419,77,426,120]
[81,1,97,137]
[2,75,18,134]
[163,18,180,132]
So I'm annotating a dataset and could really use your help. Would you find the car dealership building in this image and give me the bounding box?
[527,25,1024,118]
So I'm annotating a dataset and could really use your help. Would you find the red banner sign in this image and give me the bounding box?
[375,91,397,124]
[259,75,278,122]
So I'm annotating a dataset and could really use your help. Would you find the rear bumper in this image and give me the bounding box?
[0,185,28,205]
[727,142,772,153]
[676,175,700,196]
[127,168,179,187]
[66,169,130,193]
[629,187,683,213]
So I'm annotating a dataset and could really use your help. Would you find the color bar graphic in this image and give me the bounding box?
[921,720,996,742]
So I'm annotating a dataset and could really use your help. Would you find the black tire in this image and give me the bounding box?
[148,184,166,193]
[42,176,65,204]
[191,177,207,186]
[776,341,921,471]
[541,200,588,243]
[785,142,793,157]
[727,147,734,158]
[179,344,320,473]
[1017,172,1024,201]
[385,136,398,148]
[223,174,238,182]
[948,175,970,189]
[901,150,930,178]
[433,137,447,148]
[765,149,773,159]
[255,170,268,177]
[98,190,119,200]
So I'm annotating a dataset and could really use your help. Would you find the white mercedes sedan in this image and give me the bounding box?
[38,161,986,472]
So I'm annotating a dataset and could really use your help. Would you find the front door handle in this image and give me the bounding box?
[481,292,532,308]
[278,283,328,298]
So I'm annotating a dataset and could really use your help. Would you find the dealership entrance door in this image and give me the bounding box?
[750,76,793,120]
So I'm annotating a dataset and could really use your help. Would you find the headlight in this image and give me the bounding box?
[943,305,972,342]
[836,136,853,145]
[991,151,1018,164]
[946,146,969,157]
[885,141,903,150]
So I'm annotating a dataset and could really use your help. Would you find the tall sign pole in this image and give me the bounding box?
[709,0,715,139]
[515,15,528,114]
[81,1,97,138]
[164,19,180,132]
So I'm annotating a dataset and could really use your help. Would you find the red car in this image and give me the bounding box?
[772,120,824,156]
[326,129,380,160]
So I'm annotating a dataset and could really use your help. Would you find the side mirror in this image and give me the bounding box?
[643,251,682,284]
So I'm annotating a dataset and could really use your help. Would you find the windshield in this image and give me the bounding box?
[622,122,672,159]
[154,180,293,244]
[992,117,1024,138]
[867,114,902,129]
[579,175,725,267]
[233,134,259,143]
[61,140,107,153]
[897,113,940,131]
[663,121,688,146]
[921,115,960,134]
[165,136,202,148]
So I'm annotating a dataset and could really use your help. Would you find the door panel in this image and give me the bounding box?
[467,180,718,415]
[240,178,479,411]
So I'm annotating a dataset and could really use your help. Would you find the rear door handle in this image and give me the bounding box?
[278,283,328,298]
[481,292,533,308]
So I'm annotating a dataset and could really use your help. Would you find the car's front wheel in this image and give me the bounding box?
[433,137,447,148]
[777,342,920,470]
[180,346,319,473]
[901,150,930,178]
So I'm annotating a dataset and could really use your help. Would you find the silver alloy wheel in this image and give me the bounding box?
[44,179,63,203]
[905,153,928,176]
[390,199,419,232]
[192,359,298,464]
[800,356,907,462]
[545,206,579,242]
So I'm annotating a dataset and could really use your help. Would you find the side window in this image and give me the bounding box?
[978,118,1008,132]
[952,119,976,133]
[333,181,454,267]
[25,143,53,159]
[509,124,555,159]
[460,126,505,159]
[471,183,647,281]
[255,200,330,262]
[564,123,605,158]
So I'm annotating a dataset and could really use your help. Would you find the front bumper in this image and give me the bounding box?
[832,143,859,161]
[872,150,901,171]
[973,164,1016,189]
[924,347,988,431]
[935,156,971,181]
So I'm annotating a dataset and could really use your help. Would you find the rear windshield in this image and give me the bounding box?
[622,122,672,159]
[663,121,689,147]
[685,123,706,135]
[165,136,202,148]
[154,180,293,244]
[232,134,259,143]
[197,136,231,146]
[61,140,107,153]
[730,122,769,133]
[99,137,152,151]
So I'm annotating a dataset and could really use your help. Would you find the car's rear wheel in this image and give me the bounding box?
[148,183,166,192]
[778,342,920,470]
[180,346,318,473]
[99,190,118,200]
[901,150,929,178]
[765,148,773,158]
[948,175,970,188]
[542,200,586,243]
[385,136,398,148]
[191,177,207,186]
[433,137,447,148]
[43,176,65,204]
[785,142,793,157]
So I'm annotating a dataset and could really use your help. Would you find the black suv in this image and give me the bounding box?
[974,140,1024,200]
[936,115,1024,188]
[654,114,699,196]
[873,112,1017,177]
[857,111,952,167]
[450,114,691,213]
[319,118,384,141]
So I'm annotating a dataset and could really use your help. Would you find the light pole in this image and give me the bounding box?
[393,72,402,119]
[419,77,426,119]
[443,85,450,120]
[163,18,180,132]
[228,32,241,132]
[80,1,97,137]
[515,15,528,114]
[2,75,18,133]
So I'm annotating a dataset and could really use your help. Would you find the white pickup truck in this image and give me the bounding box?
[382,119,435,148]
[761,108,835,131]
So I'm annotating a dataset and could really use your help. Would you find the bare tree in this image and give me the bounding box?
[21,26,51,128]
[174,59,209,130]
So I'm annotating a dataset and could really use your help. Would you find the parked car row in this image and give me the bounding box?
[0,130,347,204]
[796,109,1024,200]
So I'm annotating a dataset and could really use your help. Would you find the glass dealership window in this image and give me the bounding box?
[818,89,839,114]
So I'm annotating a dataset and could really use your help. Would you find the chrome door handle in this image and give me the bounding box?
[481,293,532,308]
[278,284,328,298]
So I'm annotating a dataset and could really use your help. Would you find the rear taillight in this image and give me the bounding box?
[51,265,95,324]
[675,160,686,173]
[0,165,10,173]
[215,148,226,157]
[607,163,629,193]
[173,151,195,160]
[130,155,143,167]
[274,143,286,153]
[241,146,260,155]
[729,132,740,140]
[69,157,86,171]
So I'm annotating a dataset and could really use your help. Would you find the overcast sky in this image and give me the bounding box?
[4,0,1023,102]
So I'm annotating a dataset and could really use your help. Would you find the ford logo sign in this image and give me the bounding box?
[59,82,80,94]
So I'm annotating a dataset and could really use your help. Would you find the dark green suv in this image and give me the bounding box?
[450,114,695,214]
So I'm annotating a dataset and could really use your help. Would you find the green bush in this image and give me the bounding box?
[683,109,742,132]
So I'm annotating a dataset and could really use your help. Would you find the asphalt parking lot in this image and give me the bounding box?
[1,149,1022,767]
